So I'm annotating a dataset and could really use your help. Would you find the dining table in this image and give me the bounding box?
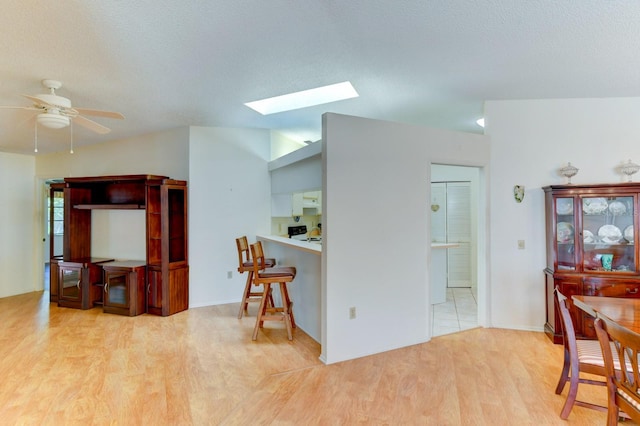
[572,295,640,334]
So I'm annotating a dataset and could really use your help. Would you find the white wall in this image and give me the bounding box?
[485,97,640,332]
[0,152,36,298]
[36,127,190,179]
[188,126,272,307]
[270,155,322,194]
[270,131,306,160]
[91,210,146,260]
[322,113,490,364]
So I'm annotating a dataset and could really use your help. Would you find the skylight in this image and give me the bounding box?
[245,81,359,115]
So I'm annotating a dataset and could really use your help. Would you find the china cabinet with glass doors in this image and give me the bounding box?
[544,183,640,343]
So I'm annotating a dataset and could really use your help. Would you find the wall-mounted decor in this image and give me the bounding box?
[620,159,640,182]
[513,185,525,203]
[430,195,440,212]
[559,162,579,184]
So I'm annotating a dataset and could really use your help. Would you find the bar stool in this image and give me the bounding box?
[235,236,275,319]
[250,241,296,340]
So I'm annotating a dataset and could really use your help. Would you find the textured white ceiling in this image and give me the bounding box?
[2,1,640,154]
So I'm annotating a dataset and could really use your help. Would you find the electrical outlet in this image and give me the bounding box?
[227,271,232,279]
[517,240,525,250]
[349,306,356,319]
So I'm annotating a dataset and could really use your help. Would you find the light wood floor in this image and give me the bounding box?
[0,291,635,425]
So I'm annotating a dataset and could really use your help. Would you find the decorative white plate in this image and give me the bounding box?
[583,229,595,244]
[598,224,622,244]
[557,222,574,243]
[609,201,627,216]
[624,225,634,243]
[583,197,609,215]
[556,199,573,215]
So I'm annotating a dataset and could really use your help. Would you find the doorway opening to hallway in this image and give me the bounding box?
[430,165,481,337]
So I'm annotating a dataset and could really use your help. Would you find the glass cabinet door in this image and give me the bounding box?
[104,271,128,308]
[581,195,635,272]
[60,266,81,301]
[555,197,576,270]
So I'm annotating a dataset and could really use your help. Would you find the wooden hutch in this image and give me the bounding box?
[544,182,640,343]
[49,175,188,316]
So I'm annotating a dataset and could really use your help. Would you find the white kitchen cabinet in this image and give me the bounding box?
[271,194,293,217]
[292,192,304,216]
[293,191,321,216]
[273,191,322,217]
[303,191,321,214]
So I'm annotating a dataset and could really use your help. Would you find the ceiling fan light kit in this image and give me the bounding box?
[0,79,124,152]
[37,112,70,129]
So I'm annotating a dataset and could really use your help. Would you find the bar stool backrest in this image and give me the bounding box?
[250,240,267,273]
[236,236,251,272]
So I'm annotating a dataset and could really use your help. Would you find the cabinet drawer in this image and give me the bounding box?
[583,280,640,298]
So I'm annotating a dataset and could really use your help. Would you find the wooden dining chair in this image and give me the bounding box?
[554,288,608,419]
[250,241,296,340]
[595,314,640,425]
[235,236,275,319]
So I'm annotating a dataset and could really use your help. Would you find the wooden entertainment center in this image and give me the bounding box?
[49,175,188,316]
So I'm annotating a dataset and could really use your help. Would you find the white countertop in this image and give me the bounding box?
[431,243,460,249]
[258,237,454,252]
[257,235,322,255]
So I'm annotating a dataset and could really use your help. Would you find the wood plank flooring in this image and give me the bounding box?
[0,291,634,425]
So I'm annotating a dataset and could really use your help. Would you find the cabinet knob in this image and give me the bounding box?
[76,280,81,289]
[104,282,109,293]
[627,287,639,295]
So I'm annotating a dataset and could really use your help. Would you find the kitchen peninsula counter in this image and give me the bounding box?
[256,234,321,343]
[256,234,321,255]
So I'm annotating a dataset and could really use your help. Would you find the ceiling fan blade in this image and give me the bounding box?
[74,107,124,120]
[73,114,111,134]
[0,105,41,111]
[22,94,53,108]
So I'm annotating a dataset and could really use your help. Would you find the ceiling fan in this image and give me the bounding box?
[0,79,124,134]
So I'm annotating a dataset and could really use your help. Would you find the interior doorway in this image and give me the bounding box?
[430,164,481,337]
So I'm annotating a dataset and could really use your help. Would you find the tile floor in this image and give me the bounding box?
[432,287,478,337]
